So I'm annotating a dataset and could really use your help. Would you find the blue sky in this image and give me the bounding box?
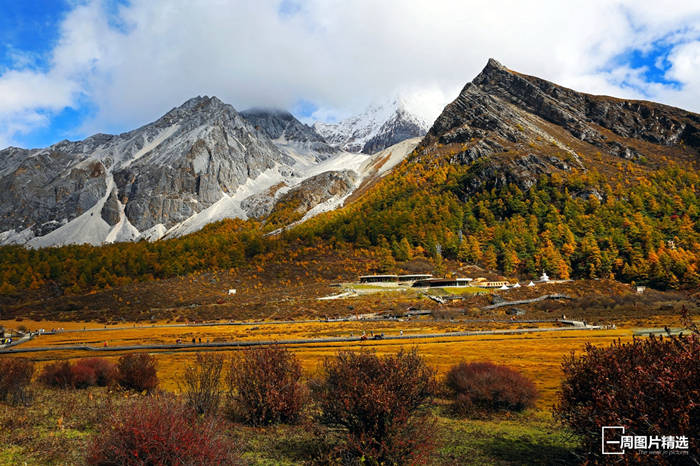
[0,0,699,149]
[0,1,69,74]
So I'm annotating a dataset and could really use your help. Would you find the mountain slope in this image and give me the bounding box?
[314,98,429,154]
[1,60,698,295]
[416,58,698,193]
[0,96,297,247]
[293,59,700,288]
[0,97,426,248]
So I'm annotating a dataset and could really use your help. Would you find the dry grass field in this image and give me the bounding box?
[4,319,564,347]
[3,320,635,409]
[156,328,633,408]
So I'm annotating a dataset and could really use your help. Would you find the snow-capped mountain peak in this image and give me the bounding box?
[313,97,429,154]
[0,95,292,247]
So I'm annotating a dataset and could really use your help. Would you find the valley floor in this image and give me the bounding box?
[0,308,696,463]
[0,316,696,410]
[1,253,698,463]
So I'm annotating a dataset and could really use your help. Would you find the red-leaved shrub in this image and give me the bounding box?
[75,358,117,387]
[555,335,699,464]
[312,349,436,464]
[70,363,97,389]
[117,353,158,392]
[0,357,34,405]
[86,396,238,465]
[226,346,306,425]
[38,358,118,389]
[445,362,538,416]
[39,361,73,388]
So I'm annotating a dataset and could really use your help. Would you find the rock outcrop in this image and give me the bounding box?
[268,170,358,220]
[240,108,336,160]
[419,58,700,195]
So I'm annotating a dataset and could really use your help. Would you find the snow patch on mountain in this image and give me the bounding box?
[163,164,291,238]
[265,137,420,236]
[27,174,117,248]
[358,137,421,178]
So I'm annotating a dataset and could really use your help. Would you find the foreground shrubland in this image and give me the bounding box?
[0,333,697,464]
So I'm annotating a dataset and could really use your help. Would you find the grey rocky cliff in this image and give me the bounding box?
[113,97,294,231]
[240,183,288,219]
[0,96,293,243]
[470,59,699,148]
[100,189,122,226]
[0,150,107,237]
[419,58,700,195]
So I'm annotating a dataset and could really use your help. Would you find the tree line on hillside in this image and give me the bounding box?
[0,157,698,295]
[292,161,700,289]
[0,219,272,294]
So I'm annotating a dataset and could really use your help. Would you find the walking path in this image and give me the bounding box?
[0,333,31,350]
[0,324,604,354]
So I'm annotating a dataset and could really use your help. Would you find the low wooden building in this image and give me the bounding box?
[479,281,511,288]
[359,274,399,284]
[472,278,510,288]
[412,277,473,288]
[397,274,432,283]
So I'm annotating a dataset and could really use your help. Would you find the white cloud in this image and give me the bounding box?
[656,40,700,111]
[0,68,78,147]
[1,0,700,148]
[667,41,700,82]
[0,1,107,147]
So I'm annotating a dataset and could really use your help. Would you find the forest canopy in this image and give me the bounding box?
[1,153,698,295]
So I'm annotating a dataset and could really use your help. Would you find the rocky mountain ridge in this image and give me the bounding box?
[418,58,699,195]
[0,96,296,247]
[240,108,337,161]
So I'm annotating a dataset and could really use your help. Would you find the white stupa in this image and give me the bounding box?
[540,271,550,282]
[527,281,535,287]
[499,284,509,290]
[512,283,521,288]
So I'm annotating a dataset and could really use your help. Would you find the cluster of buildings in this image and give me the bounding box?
[358,272,552,290]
